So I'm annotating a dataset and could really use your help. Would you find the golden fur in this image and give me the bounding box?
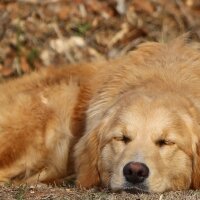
[0,36,200,192]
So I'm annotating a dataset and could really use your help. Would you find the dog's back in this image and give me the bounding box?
[0,63,100,184]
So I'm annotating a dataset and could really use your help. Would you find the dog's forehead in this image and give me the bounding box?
[120,106,172,134]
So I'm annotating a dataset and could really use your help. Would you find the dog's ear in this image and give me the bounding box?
[191,141,200,189]
[188,105,200,189]
[74,98,118,188]
[74,125,101,188]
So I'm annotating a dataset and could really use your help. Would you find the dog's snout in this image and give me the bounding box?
[123,162,149,184]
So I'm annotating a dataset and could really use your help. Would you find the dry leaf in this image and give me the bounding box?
[108,23,129,48]
[20,56,31,73]
[58,5,69,20]
[133,0,154,14]
[0,66,14,77]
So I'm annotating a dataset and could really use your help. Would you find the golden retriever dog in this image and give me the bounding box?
[0,36,200,193]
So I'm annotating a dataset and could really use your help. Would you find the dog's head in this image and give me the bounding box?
[74,37,200,193]
[75,92,200,192]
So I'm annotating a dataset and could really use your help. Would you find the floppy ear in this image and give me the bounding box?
[191,141,200,189]
[74,126,101,188]
[188,105,200,189]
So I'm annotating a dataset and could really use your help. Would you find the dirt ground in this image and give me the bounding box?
[1,0,200,199]
[1,185,200,200]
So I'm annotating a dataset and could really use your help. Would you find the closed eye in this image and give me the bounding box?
[156,139,175,147]
[114,135,131,144]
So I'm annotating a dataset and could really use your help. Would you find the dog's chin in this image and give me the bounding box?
[111,182,149,194]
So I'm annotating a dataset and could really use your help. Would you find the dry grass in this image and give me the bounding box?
[1,185,200,200]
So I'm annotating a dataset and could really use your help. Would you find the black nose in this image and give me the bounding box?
[123,162,149,184]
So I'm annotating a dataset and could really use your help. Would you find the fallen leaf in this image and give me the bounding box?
[108,23,129,48]
[20,56,31,73]
[133,0,154,14]
[0,66,14,77]
[58,6,69,20]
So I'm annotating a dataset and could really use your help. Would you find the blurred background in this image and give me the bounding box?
[0,0,200,79]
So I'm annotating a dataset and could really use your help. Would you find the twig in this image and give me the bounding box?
[176,0,195,27]
[159,194,163,200]
[51,23,75,63]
